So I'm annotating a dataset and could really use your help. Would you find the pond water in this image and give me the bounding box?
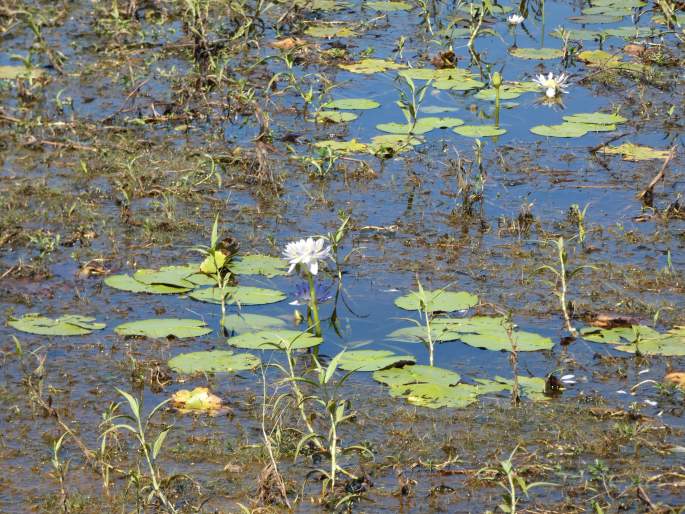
[1,0,684,512]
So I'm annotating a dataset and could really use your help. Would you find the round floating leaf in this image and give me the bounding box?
[551,28,603,40]
[304,24,357,38]
[189,286,286,305]
[339,58,406,74]
[390,382,479,408]
[459,329,554,352]
[563,112,627,125]
[8,313,105,336]
[474,88,523,101]
[432,77,485,91]
[315,110,358,123]
[569,14,623,23]
[133,267,197,288]
[376,117,464,135]
[600,143,671,161]
[399,68,473,81]
[387,325,464,343]
[476,376,548,401]
[530,123,589,138]
[104,274,192,294]
[616,329,685,356]
[369,134,423,154]
[315,139,369,154]
[227,329,323,350]
[394,290,478,312]
[580,325,659,344]
[421,105,459,114]
[221,314,287,334]
[337,350,415,371]
[168,350,260,374]
[605,26,658,38]
[365,0,412,10]
[230,255,288,278]
[0,65,43,80]
[322,98,380,110]
[453,125,506,137]
[373,365,461,387]
[114,318,212,339]
[510,47,564,60]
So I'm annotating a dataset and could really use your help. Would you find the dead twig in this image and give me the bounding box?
[637,146,676,205]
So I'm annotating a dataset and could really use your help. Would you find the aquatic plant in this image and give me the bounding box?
[533,72,570,98]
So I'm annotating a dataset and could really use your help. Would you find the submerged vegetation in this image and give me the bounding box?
[1,0,684,511]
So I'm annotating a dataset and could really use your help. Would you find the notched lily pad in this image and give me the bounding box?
[454,125,506,138]
[168,350,260,374]
[338,350,416,371]
[510,47,564,60]
[315,110,358,123]
[221,313,287,334]
[314,139,369,154]
[376,117,464,135]
[305,24,357,38]
[322,98,380,110]
[189,286,286,305]
[394,290,478,312]
[104,273,192,294]
[8,313,105,336]
[339,58,406,74]
[365,0,412,10]
[227,329,323,350]
[114,318,212,339]
[230,255,288,277]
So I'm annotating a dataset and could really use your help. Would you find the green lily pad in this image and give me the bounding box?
[578,50,644,72]
[563,112,627,125]
[373,365,461,387]
[387,325,464,343]
[168,350,260,374]
[337,350,416,371]
[551,28,603,41]
[230,255,288,278]
[474,88,524,101]
[390,382,479,408]
[616,328,685,356]
[369,134,423,154]
[227,329,323,350]
[394,290,478,313]
[459,330,554,352]
[104,274,192,294]
[454,125,506,137]
[221,314,288,334]
[315,110,358,123]
[314,139,369,154]
[189,286,286,305]
[580,325,660,344]
[510,47,564,60]
[114,318,212,339]
[365,0,412,10]
[0,65,43,80]
[530,123,590,138]
[432,77,485,91]
[600,143,672,161]
[305,24,357,38]
[476,376,548,401]
[8,313,105,336]
[322,98,380,110]
[604,26,658,38]
[376,117,464,135]
[569,14,623,23]
[133,267,197,289]
[398,68,472,81]
[421,105,460,114]
[339,58,406,74]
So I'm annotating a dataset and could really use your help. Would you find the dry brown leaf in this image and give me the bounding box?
[591,313,639,329]
[269,37,306,51]
[664,372,685,387]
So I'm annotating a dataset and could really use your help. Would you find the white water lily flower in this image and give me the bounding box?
[507,14,525,25]
[533,72,570,98]
[283,237,332,275]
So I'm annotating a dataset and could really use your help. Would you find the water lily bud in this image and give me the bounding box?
[492,72,502,88]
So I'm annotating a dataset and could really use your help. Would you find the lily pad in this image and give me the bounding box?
[459,330,554,352]
[376,117,464,135]
[398,68,473,81]
[369,134,423,154]
[315,110,358,123]
[600,143,672,161]
[510,47,564,60]
[390,382,479,408]
[8,313,105,336]
[432,77,485,91]
[337,350,416,371]
[305,24,357,38]
[339,58,406,74]
[617,328,685,356]
[551,28,603,41]
[189,286,286,305]
[114,318,212,339]
[322,98,380,110]
[373,365,461,387]
[314,139,369,154]
[394,290,478,313]
[230,255,288,278]
[530,123,590,138]
[221,313,287,334]
[104,274,192,294]
[168,350,261,374]
[453,125,506,138]
[563,112,627,125]
[227,329,323,350]
[365,0,412,10]
[133,267,197,288]
[0,65,43,80]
